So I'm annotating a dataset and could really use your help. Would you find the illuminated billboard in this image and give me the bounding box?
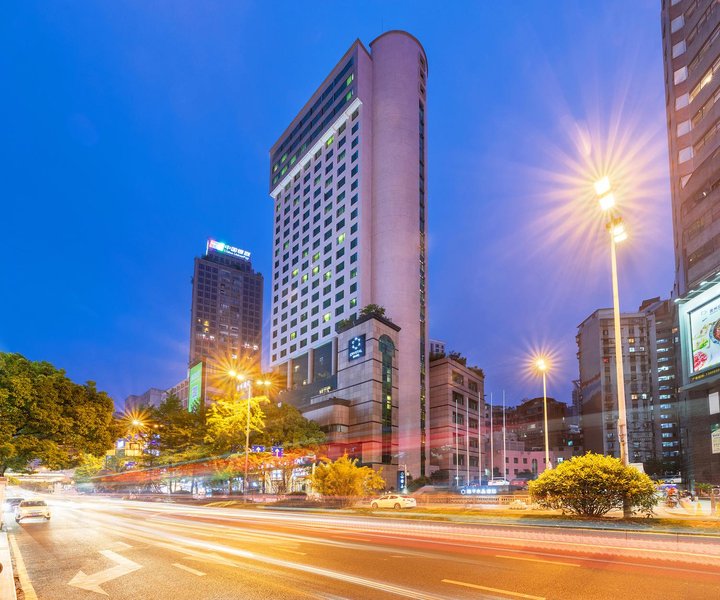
[206,238,251,260]
[188,362,204,412]
[679,281,720,385]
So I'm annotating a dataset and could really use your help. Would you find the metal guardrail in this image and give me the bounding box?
[415,494,530,505]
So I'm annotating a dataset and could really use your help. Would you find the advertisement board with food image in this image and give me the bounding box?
[688,294,720,375]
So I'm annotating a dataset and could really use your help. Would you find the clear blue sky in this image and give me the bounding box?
[1,1,672,408]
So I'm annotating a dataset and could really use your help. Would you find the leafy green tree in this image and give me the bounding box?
[74,452,105,483]
[311,454,385,506]
[0,353,118,475]
[148,394,206,463]
[252,402,325,449]
[204,394,268,453]
[529,453,658,517]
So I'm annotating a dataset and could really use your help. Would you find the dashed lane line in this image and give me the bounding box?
[495,554,580,567]
[442,579,545,600]
[172,563,206,577]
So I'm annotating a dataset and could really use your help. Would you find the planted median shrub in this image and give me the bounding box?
[310,454,385,507]
[529,453,657,518]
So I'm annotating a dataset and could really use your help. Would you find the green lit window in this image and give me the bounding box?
[302,249,309,258]
[284,241,289,249]
[326,136,334,147]
[314,175,321,185]
[281,153,287,163]
[346,90,353,102]
[292,268,299,276]
[273,164,279,172]
[302,274,309,282]
[312,266,320,275]
[313,252,320,262]
[350,298,357,308]
[281,166,288,176]
[323,312,331,322]
[290,332,297,340]
[350,268,357,278]
[337,233,345,244]
[324,271,332,281]
[346,74,354,87]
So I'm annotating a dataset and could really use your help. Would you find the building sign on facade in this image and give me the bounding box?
[188,362,203,412]
[348,335,366,360]
[712,423,720,455]
[207,238,251,260]
[678,281,720,384]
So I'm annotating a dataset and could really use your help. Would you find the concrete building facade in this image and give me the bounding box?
[661,0,720,485]
[268,32,430,478]
[428,356,484,486]
[189,239,263,368]
[124,388,167,412]
[577,308,656,464]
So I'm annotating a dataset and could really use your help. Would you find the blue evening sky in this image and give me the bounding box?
[1,1,672,408]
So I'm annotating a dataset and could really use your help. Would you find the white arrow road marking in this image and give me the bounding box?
[68,550,142,596]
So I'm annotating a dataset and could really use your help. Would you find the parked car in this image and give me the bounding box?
[510,479,530,489]
[487,478,511,486]
[370,494,417,509]
[15,499,51,522]
[3,497,24,512]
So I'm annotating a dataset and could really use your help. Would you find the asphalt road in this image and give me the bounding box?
[5,496,720,600]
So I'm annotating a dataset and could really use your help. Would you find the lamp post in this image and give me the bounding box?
[594,177,630,467]
[535,358,551,471]
[228,370,271,496]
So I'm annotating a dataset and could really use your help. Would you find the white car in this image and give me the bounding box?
[15,499,51,522]
[370,494,417,509]
[487,478,511,486]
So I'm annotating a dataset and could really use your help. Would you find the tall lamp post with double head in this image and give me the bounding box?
[535,358,551,471]
[593,177,630,467]
[228,370,271,495]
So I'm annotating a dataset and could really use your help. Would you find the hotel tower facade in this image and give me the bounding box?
[268,32,430,480]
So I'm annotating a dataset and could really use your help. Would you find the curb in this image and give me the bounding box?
[0,531,18,600]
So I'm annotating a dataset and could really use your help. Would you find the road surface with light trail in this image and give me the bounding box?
[6,496,720,600]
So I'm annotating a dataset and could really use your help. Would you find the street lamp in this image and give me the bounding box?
[535,357,551,471]
[227,370,271,496]
[594,177,629,467]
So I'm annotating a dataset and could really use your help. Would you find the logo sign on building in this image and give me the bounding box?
[712,423,720,455]
[207,238,251,260]
[397,469,406,490]
[348,335,366,360]
[188,362,203,412]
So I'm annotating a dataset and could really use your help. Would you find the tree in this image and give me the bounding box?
[0,353,118,475]
[359,304,386,318]
[74,452,105,483]
[251,402,325,449]
[310,454,385,506]
[204,394,268,454]
[149,394,206,463]
[529,453,658,518]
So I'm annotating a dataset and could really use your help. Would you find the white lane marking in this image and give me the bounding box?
[9,534,39,600]
[278,547,307,556]
[172,563,206,576]
[68,549,142,596]
[495,554,580,567]
[443,579,545,600]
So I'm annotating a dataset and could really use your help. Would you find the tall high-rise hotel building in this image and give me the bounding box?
[662,0,720,482]
[268,32,430,478]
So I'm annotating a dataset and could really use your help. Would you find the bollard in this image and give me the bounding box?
[696,501,703,516]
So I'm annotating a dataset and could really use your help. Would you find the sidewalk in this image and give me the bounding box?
[0,530,17,600]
